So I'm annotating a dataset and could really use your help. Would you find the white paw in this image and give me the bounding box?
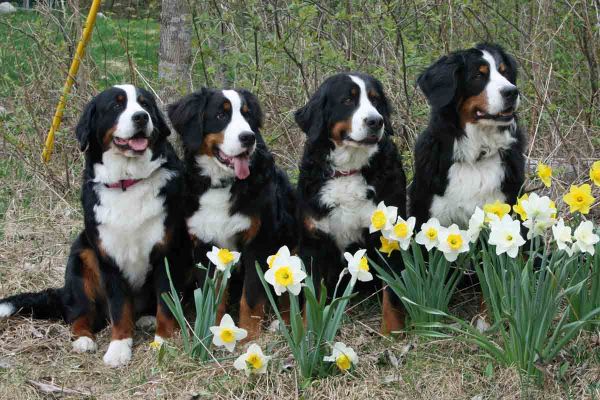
[0,302,15,318]
[103,338,133,368]
[72,336,97,353]
[475,317,490,333]
[135,316,157,330]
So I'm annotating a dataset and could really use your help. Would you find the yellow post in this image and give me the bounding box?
[41,0,102,162]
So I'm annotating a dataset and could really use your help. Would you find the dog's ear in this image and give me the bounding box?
[140,88,170,139]
[75,97,96,152]
[417,54,463,109]
[239,89,264,131]
[294,85,327,142]
[168,88,209,154]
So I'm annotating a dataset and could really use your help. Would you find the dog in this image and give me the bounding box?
[0,85,190,367]
[167,87,297,340]
[410,43,525,228]
[295,72,407,334]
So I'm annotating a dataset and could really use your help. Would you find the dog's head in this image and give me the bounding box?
[75,84,170,157]
[295,73,393,147]
[418,43,519,127]
[168,88,263,180]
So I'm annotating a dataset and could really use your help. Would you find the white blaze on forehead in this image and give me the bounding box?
[221,90,253,157]
[348,75,383,142]
[113,84,153,139]
[481,51,518,115]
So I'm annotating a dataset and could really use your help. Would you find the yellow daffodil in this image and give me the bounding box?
[344,249,373,284]
[264,246,306,296]
[415,217,441,250]
[590,161,600,186]
[369,201,398,233]
[563,184,595,215]
[379,236,400,256]
[437,225,470,262]
[206,246,240,277]
[233,344,270,375]
[483,200,511,222]
[537,162,552,187]
[209,314,247,352]
[513,193,528,221]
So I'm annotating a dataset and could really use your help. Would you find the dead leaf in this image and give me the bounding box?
[28,379,88,395]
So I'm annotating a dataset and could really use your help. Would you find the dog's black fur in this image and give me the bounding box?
[295,73,407,333]
[0,85,190,366]
[168,88,297,339]
[410,43,526,229]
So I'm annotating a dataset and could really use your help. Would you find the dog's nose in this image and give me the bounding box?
[239,131,256,148]
[132,111,149,126]
[365,115,384,130]
[501,87,519,104]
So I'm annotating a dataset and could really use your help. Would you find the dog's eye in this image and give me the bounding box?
[113,103,122,111]
[216,112,226,120]
[342,97,353,105]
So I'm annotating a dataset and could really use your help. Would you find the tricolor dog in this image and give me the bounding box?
[0,85,190,367]
[167,88,297,340]
[410,43,525,228]
[295,73,408,334]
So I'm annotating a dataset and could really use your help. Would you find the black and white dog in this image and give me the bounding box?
[295,73,407,333]
[0,85,190,367]
[410,43,525,228]
[168,88,297,340]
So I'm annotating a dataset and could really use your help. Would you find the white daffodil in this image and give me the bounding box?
[209,314,247,353]
[415,217,442,250]
[467,207,485,243]
[369,201,398,233]
[264,248,306,296]
[488,214,526,258]
[206,246,240,277]
[233,343,270,376]
[267,245,290,269]
[552,218,573,256]
[323,342,358,372]
[437,225,470,262]
[384,216,416,250]
[344,249,373,284]
[521,193,556,238]
[572,220,600,256]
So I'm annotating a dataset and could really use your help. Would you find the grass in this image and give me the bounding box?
[0,5,599,399]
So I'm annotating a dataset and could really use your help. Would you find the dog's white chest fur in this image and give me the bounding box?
[94,167,173,290]
[187,187,251,250]
[315,175,375,251]
[430,124,516,227]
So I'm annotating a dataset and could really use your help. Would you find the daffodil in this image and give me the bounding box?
[264,247,306,296]
[466,207,485,243]
[233,343,270,375]
[488,214,526,258]
[521,193,556,238]
[209,314,247,352]
[513,193,529,221]
[344,249,373,284]
[571,220,599,256]
[379,236,400,256]
[537,162,552,187]
[483,200,511,222]
[384,216,416,250]
[415,217,442,250]
[369,201,398,233]
[590,161,600,186]
[323,342,358,372]
[206,246,240,277]
[149,340,163,350]
[563,184,595,215]
[437,225,470,262]
[267,245,290,269]
[552,219,573,256]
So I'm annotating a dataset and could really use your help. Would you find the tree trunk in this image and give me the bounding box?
[158,0,192,105]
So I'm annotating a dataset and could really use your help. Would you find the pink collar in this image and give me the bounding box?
[104,179,142,191]
[331,169,360,178]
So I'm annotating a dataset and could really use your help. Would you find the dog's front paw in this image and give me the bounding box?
[72,336,97,353]
[103,338,133,367]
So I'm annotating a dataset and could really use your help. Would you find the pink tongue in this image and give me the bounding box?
[232,156,250,179]
[128,138,148,151]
